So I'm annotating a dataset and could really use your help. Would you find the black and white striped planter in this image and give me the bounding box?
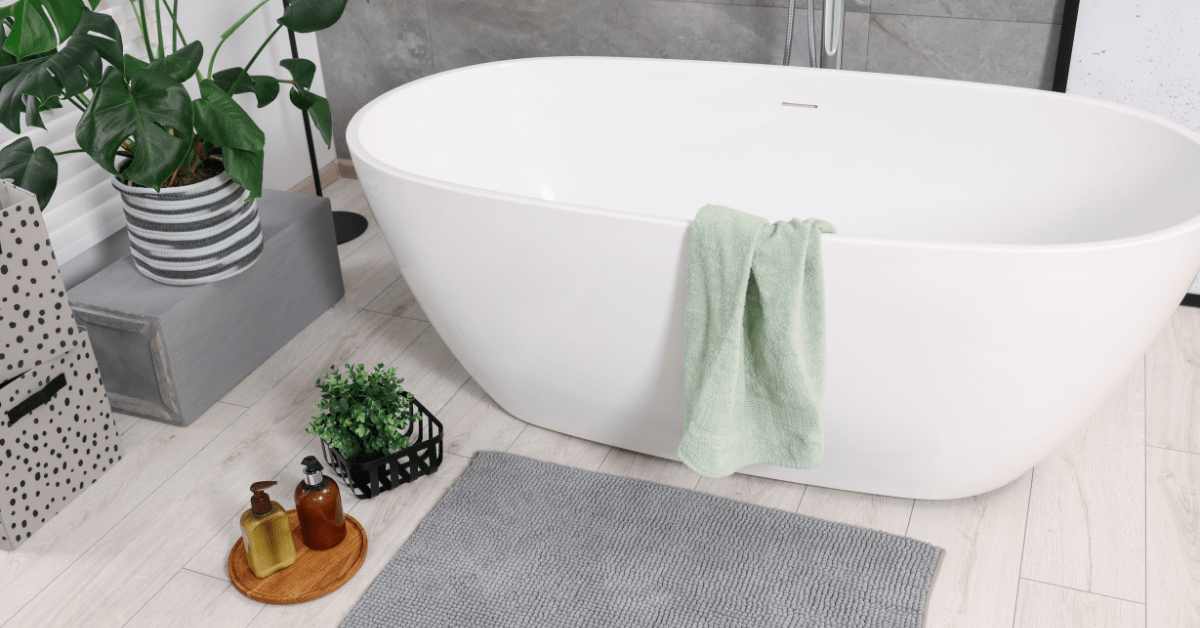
[113,172,264,286]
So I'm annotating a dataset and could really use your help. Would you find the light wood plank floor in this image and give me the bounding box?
[3,178,1198,627]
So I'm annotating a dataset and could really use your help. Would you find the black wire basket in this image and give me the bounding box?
[319,396,444,499]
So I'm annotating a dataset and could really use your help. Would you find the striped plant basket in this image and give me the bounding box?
[113,171,264,286]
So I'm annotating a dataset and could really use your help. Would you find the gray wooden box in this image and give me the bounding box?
[67,191,345,426]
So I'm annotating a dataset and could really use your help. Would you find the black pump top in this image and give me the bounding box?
[302,456,323,474]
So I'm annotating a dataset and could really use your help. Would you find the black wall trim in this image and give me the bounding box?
[1182,294,1200,309]
[1052,0,1082,92]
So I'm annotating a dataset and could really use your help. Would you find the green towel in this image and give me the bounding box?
[678,205,836,478]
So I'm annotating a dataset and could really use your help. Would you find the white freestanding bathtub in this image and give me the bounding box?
[348,57,1200,499]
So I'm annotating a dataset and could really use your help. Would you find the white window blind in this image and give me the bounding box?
[0,1,157,263]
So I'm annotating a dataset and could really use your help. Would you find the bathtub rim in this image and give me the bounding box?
[347,56,1200,254]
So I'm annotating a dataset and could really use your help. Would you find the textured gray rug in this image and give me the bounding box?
[343,451,943,628]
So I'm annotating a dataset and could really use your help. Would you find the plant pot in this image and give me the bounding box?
[113,171,263,286]
[319,396,444,499]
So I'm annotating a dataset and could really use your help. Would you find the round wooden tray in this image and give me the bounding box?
[229,510,367,605]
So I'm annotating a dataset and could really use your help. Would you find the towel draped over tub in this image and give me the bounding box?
[678,204,836,478]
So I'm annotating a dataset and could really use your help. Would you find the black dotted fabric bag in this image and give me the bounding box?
[0,182,122,551]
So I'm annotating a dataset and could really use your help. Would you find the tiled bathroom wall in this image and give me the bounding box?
[317,0,1064,157]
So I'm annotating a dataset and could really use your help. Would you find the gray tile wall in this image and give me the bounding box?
[317,0,1065,157]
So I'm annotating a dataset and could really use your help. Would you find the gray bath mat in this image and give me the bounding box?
[343,451,943,628]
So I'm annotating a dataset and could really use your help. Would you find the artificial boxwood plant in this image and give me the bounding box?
[308,363,418,461]
[0,0,353,209]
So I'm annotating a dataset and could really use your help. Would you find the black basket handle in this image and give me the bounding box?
[7,373,66,427]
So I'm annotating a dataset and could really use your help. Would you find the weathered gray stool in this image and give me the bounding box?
[67,190,345,426]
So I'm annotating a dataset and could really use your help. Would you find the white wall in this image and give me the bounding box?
[5,0,338,264]
[1067,0,1200,134]
[1066,0,1200,294]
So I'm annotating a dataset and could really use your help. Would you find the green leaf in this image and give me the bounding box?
[212,67,253,94]
[221,146,263,198]
[76,66,194,189]
[212,68,281,108]
[307,362,416,458]
[121,54,148,81]
[0,9,124,133]
[277,0,349,33]
[289,88,332,147]
[192,79,265,153]
[3,0,84,62]
[250,76,280,108]
[19,94,44,129]
[279,58,315,90]
[145,41,203,82]
[0,14,21,68]
[0,136,57,208]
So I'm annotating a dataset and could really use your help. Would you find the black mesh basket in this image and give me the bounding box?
[320,396,443,499]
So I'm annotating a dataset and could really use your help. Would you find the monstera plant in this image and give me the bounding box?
[0,0,351,285]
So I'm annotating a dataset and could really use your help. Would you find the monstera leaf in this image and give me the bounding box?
[278,0,351,33]
[76,66,194,189]
[0,9,123,133]
[192,79,264,153]
[1,0,99,62]
[0,136,58,208]
[192,79,265,196]
[122,41,203,82]
[212,67,281,108]
[150,41,204,81]
[0,18,20,67]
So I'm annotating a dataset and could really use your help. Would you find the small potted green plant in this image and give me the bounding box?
[0,0,351,285]
[308,363,444,498]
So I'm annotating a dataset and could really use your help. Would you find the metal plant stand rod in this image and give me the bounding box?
[281,0,367,245]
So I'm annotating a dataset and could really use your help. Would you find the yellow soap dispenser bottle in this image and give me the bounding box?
[240,481,297,578]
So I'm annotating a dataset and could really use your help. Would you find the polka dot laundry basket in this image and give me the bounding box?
[113,171,263,286]
[0,180,122,551]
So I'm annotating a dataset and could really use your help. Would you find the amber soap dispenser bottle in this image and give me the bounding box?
[295,456,346,550]
[240,481,297,578]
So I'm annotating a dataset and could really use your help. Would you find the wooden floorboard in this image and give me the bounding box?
[1146,446,1200,626]
[123,569,262,628]
[1013,578,1145,628]
[597,448,703,490]
[906,471,1034,628]
[438,378,528,460]
[384,326,470,413]
[695,471,808,512]
[506,423,613,471]
[365,274,428,322]
[795,486,913,536]
[1147,306,1200,454]
[1022,362,1146,602]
